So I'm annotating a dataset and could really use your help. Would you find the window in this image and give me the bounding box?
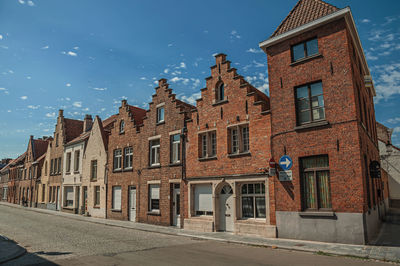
[124,147,133,169]
[241,183,266,218]
[157,107,165,123]
[148,184,160,212]
[91,160,97,181]
[194,184,213,216]
[300,155,331,210]
[170,134,181,164]
[58,157,61,174]
[199,131,216,158]
[150,139,160,166]
[94,186,100,206]
[296,81,325,125]
[29,167,32,179]
[56,133,59,147]
[112,186,121,210]
[64,186,74,207]
[74,150,80,172]
[66,153,71,173]
[228,125,249,154]
[54,158,58,174]
[113,149,122,170]
[119,120,125,133]
[48,187,52,202]
[50,159,54,175]
[217,83,224,102]
[292,38,318,62]
[42,184,45,202]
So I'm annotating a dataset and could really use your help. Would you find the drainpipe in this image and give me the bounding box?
[181,113,188,227]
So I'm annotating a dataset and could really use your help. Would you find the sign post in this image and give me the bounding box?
[269,158,276,176]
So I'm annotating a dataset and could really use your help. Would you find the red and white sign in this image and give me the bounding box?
[269,158,276,168]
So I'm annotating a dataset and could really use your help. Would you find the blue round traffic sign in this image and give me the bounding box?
[279,155,293,171]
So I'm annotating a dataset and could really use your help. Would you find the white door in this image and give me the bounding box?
[219,185,234,232]
[129,187,136,222]
[173,185,180,227]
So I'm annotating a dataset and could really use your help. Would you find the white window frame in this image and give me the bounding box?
[171,134,181,164]
[150,139,160,166]
[199,131,216,159]
[113,149,122,171]
[94,186,100,206]
[119,120,125,133]
[124,147,133,169]
[240,183,266,219]
[228,124,250,154]
[148,184,160,212]
[112,186,121,210]
[66,153,71,173]
[156,106,165,123]
[74,150,80,173]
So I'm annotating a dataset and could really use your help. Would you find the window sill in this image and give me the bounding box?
[111,209,122,212]
[156,121,165,126]
[169,162,182,167]
[65,172,71,175]
[147,210,161,216]
[237,218,266,223]
[294,120,329,131]
[119,131,125,135]
[228,152,251,158]
[290,53,323,66]
[73,171,80,174]
[212,99,229,107]
[299,211,335,218]
[93,206,100,209]
[198,156,217,162]
[90,179,97,182]
[113,169,122,173]
[148,165,161,169]
[123,167,133,172]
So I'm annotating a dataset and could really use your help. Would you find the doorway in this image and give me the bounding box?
[129,186,136,222]
[173,184,180,227]
[219,184,234,232]
[83,186,87,214]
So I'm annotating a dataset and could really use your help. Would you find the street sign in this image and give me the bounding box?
[269,158,276,168]
[269,168,276,176]
[279,170,292,181]
[279,155,293,171]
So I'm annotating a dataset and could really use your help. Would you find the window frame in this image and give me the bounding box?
[124,147,133,169]
[300,155,332,211]
[112,186,122,210]
[217,83,225,102]
[94,185,100,207]
[199,131,217,159]
[90,160,97,181]
[240,183,266,219]
[74,150,80,173]
[228,124,250,155]
[113,149,122,171]
[291,37,319,62]
[66,153,71,174]
[170,134,181,164]
[295,81,326,126]
[148,184,160,212]
[149,139,161,166]
[119,120,125,134]
[156,106,165,124]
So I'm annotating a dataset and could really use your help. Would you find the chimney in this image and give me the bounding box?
[83,114,93,132]
[158,78,168,88]
[121,99,127,107]
[59,109,64,117]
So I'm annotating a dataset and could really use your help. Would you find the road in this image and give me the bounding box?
[0,205,389,266]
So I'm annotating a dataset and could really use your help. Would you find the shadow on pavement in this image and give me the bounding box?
[372,208,400,247]
[3,252,58,266]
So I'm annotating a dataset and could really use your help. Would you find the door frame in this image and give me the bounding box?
[129,186,136,222]
[172,184,181,227]
[217,183,234,232]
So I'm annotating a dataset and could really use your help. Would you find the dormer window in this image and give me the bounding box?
[217,83,224,102]
[291,38,318,62]
[119,120,125,133]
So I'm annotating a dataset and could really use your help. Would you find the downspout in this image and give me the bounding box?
[181,112,188,227]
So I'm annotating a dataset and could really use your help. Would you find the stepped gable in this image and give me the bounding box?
[102,114,118,131]
[128,105,147,126]
[197,53,270,114]
[64,118,84,143]
[32,138,50,160]
[270,0,339,38]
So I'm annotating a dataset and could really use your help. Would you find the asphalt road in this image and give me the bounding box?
[0,205,390,266]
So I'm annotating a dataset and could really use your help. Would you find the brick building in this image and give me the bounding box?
[0,159,13,201]
[259,0,382,244]
[6,153,26,204]
[39,110,83,211]
[184,54,275,237]
[106,100,146,221]
[18,136,49,207]
[138,79,194,227]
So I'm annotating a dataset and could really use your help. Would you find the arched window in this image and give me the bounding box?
[217,83,224,102]
[119,120,125,133]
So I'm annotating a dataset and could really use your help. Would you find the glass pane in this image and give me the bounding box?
[312,108,325,121]
[242,196,254,218]
[297,99,310,111]
[255,183,261,194]
[255,197,266,218]
[303,172,317,209]
[310,82,323,96]
[293,43,305,61]
[299,110,311,124]
[248,184,254,194]
[261,183,265,194]
[296,86,308,99]
[241,184,247,194]
[173,134,180,142]
[317,171,331,209]
[306,39,318,56]
[301,155,329,169]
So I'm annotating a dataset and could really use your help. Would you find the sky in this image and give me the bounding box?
[0,0,400,158]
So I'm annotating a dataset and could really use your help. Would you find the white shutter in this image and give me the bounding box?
[113,186,121,210]
[195,184,212,212]
[150,185,160,199]
[66,187,74,201]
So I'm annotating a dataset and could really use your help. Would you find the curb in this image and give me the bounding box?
[0,237,27,264]
[1,202,399,263]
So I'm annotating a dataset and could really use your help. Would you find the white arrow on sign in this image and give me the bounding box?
[280,158,291,168]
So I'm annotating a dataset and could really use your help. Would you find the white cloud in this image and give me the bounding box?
[246,48,263,54]
[46,112,55,118]
[26,76,32,79]
[179,92,201,105]
[7,110,11,113]
[179,62,186,69]
[171,70,181,76]
[41,45,49,49]
[387,117,400,124]
[230,30,241,39]
[253,60,265,68]
[168,43,173,47]
[67,51,77,57]
[373,63,400,102]
[0,35,3,40]
[164,68,169,74]
[154,80,158,85]
[18,0,25,4]
[66,83,71,87]
[0,88,6,91]
[93,87,107,91]
[140,77,147,80]
[65,97,71,101]
[27,0,34,6]
[170,77,189,85]
[203,30,209,34]
[20,96,28,100]
[83,107,89,111]
[361,19,370,23]
[366,51,378,61]
[27,105,40,109]
[73,101,82,108]
[73,46,79,50]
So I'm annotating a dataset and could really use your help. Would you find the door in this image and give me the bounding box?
[219,185,234,232]
[173,184,180,227]
[56,186,60,210]
[83,187,87,214]
[76,186,80,213]
[129,186,136,222]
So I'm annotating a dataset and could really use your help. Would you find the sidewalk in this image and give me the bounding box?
[0,234,26,264]
[1,201,400,263]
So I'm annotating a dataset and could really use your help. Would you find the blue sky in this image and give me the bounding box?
[0,0,400,158]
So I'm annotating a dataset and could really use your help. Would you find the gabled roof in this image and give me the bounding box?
[65,130,90,146]
[32,138,49,161]
[102,114,118,131]
[377,122,392,145]
[64,118,84,143]
[127,105,147,126]
[270,0,339,38]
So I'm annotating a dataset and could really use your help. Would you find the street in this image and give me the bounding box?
[0,205,391,266]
